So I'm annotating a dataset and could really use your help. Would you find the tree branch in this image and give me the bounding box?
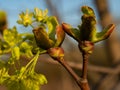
[39,58,120,74]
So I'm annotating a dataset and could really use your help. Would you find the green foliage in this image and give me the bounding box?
[17,10,33,27]
[3,27,22,47]
[33,8,48,22]
[62,6,115,43]
[47,16,58,41]
[62,6,115,54]
[17,8,65,50]
[0,5,115,90]
[0,68,9,84]
[81,6,95,16]
[0,7,65,90]
[0,40,10,54]
[4,52,47,90]
[11,46,20,60]
[0,9,50,89]
[20,42,33,58]
[0,49,47,90]
[61,23,80,42]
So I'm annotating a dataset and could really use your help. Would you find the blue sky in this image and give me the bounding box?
[0,0,120,32]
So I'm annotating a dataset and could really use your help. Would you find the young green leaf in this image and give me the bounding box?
[20,42,33,58]
[47,16,59,41]
[33,8,48,22]
[17,10,33,27]
[81,6,95,16]
[12,46,20,60]
[3,27,22,47]
[62,23,80,42]
[94,24,115,43]
[0,68,9,85]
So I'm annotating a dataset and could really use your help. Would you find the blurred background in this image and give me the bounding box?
[0,0,120,90]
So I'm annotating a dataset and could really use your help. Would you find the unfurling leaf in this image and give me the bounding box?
[81,6,95,16]
[94,24,115,43]
[5,52,47,90]
[62,6,115,54]
[54,25,65,47]
[33,8,48,22]
[33,27,54,49]
[47,47,64,60]
[47,16,58,41]
[80,16,96,41]
[62,23,80,41]
[17,10,33,27]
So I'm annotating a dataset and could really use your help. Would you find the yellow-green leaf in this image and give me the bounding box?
[62,23,80,41]
[47,16,58,41]
[12,46,20,60]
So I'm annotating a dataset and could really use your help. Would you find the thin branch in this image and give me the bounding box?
[95,0,120,63]
[57,58,82,89]
[55,57,90,90]
[81,53,89,79]
[39,58,120,74]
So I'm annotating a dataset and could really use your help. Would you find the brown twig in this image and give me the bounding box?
[78,41,93,90]
[56,58,81,88]
[81,53,89,79]
[40,58,120,74]
[55,57,90,90]
[80,52,90,90]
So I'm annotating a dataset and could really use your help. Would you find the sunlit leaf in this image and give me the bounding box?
[47,16,58,41]
[94,24,115,43]
[54,25,65,47]
[3,27,22,47]
[17,10,33,27]
[0,68,9,84]
[20,42,33,58]
[12,46,20,60]
[81,6,95,16]
[33,8,48,22]
[62,23,80,41]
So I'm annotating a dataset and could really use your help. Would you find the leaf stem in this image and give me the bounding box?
[19,51,40,78]
[25,51,39,70]
[30,24,34,28]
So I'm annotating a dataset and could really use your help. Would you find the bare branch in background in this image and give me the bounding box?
[94,0,120,90]
[45,0,61,22]
[40,58,120,74]
[94,0,120,64]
